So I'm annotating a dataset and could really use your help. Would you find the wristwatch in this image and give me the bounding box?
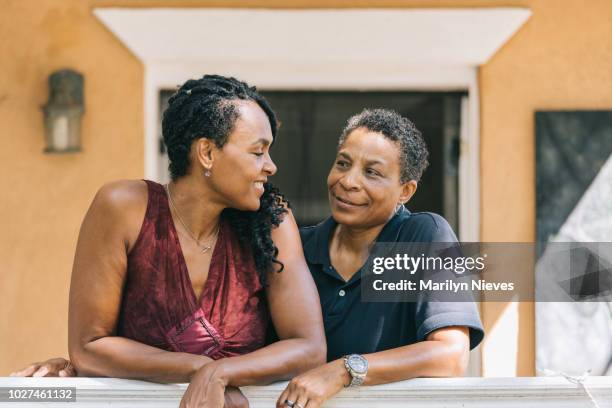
[343,354,368,387]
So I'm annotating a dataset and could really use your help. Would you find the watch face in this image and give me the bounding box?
[348,355,368,374]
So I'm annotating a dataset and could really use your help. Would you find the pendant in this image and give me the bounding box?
[201,245,212,254]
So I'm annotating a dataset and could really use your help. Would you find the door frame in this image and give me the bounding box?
[144,64,480,243]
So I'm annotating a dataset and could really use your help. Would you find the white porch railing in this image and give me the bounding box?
[1,376,611,407]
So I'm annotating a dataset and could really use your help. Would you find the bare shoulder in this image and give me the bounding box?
[269,208,307,277]
[94,179,148,210]
[87,180,149,248]
[271,207,300,241]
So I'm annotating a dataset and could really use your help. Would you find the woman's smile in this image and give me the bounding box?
[254,180,266,195]
[331,192,367,209]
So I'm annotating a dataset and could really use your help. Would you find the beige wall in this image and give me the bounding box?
[479,0,612,376]
[3,0,612,376]
[0,0,143,373]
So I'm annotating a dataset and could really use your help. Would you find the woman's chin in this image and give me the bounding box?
[241,198,262,212]
[330,208,363,226]
[227,198,260,212]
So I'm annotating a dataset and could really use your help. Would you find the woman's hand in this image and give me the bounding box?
[10,358,76,377]
[276,360,349,408]
[180,361,228,408]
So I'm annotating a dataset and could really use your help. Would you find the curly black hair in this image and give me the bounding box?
[162,75,288,282]
[339,108,430,183]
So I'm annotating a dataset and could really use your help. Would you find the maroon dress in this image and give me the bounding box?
[117,180,268,359]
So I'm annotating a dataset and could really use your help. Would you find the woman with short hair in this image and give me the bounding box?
[276,109,483,408]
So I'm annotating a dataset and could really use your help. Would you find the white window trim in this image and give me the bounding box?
[143,63,482,242]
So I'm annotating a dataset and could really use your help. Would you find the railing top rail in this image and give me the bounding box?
[2,376,611,407]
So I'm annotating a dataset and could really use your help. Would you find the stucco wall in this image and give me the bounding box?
[0,0,143,374]
[479,0,612,376]
[3,0,612,377]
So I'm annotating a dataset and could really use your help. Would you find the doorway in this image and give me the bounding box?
[159,90,463,233]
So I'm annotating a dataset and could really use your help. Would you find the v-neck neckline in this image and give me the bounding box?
[165,191,224,307]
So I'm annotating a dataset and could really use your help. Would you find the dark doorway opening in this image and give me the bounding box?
[159,90,463,233]
[261,91,463,233]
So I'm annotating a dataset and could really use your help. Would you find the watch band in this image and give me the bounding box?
[343,355,367,387]
[349,374,365,386]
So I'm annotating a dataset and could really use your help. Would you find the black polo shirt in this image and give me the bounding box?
[300,207,485,362]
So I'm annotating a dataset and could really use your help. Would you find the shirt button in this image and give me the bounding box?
[339,290,346,297]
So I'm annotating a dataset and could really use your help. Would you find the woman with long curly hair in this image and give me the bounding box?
[12,75,326,408]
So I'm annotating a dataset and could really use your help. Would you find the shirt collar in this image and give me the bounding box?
[303,206,411,267]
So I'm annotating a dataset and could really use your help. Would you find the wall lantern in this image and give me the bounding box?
[43,69,84,153]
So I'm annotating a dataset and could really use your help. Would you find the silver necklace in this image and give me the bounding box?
[165,183,219,254]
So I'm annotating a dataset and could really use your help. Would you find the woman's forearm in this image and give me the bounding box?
[70,336,212,383]
[71,332,324,385]
[362,337,469,385]
[214,338,326,387]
